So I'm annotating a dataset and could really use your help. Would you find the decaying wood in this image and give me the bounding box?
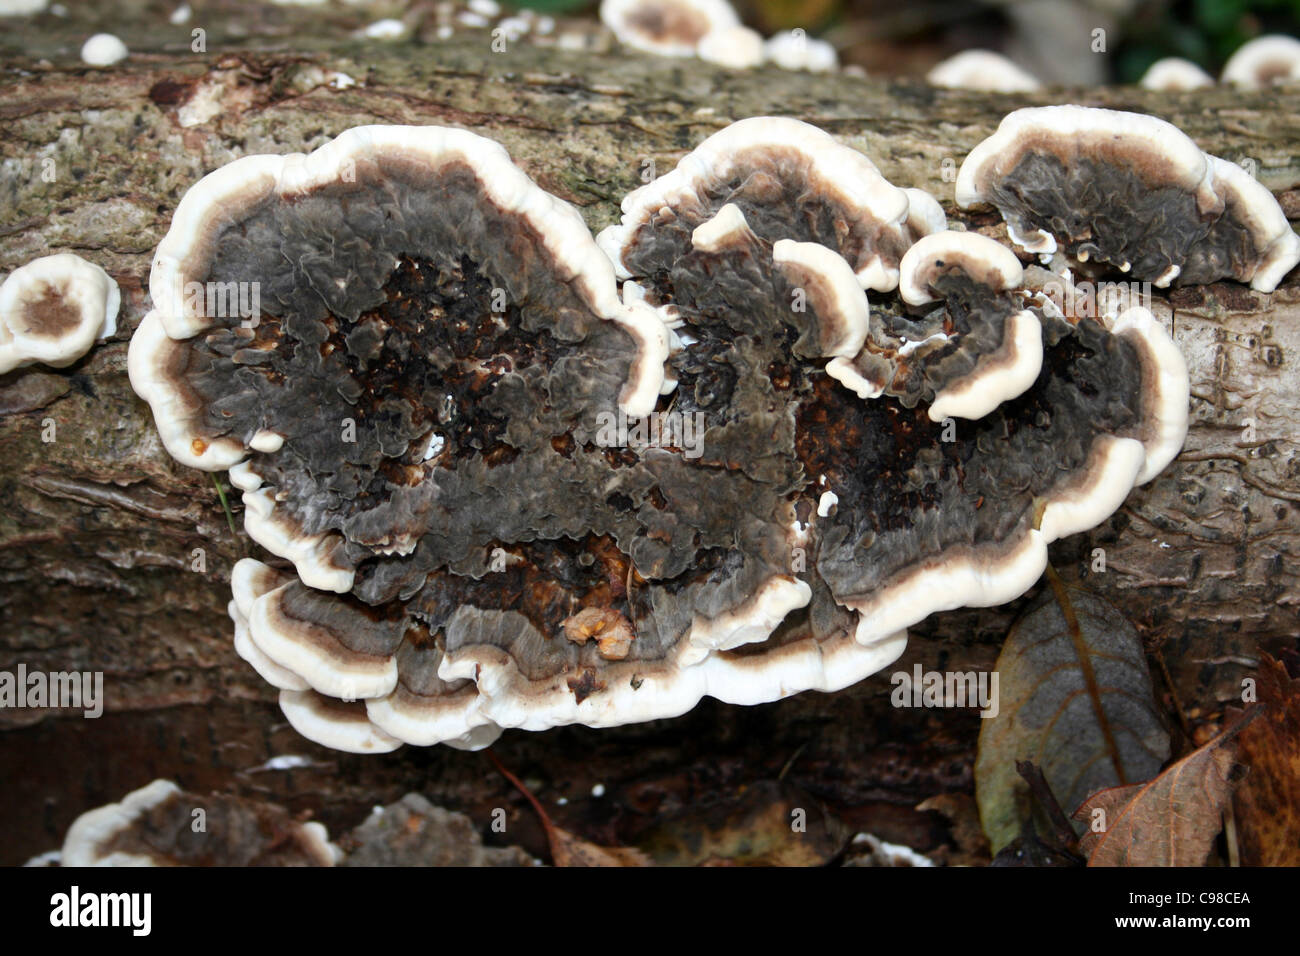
[1,5,1298,864]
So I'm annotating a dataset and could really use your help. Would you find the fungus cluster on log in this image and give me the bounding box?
[600,0,834,71]
[127,104,1296,753]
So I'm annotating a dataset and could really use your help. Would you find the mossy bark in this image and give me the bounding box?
[1,8,1298,864]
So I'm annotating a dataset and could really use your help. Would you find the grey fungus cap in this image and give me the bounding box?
[956,105,1300,292]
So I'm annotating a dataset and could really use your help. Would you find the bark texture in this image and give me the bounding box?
[1,6,1298,865]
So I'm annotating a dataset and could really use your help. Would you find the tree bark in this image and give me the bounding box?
[1,5,1298,864]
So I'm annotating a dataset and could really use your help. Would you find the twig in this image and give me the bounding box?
[1015,759,1080,853]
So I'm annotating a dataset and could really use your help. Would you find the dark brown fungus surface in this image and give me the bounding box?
[603,116,1187,685]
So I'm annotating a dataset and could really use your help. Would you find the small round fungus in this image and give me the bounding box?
[80,33,128,66]
[600,0,739,57]
[0,253,119,374]
[0,0,48,14]
[764,30,838,72]
[925,49,1041,92]
[1139,57,1214,91]
[1221,34,1300,89]
[697,24,765,69]
[362,18,407,39]
[956,105,1300,291]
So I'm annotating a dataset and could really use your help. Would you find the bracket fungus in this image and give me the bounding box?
[595,119,1188,687]
[764,30,838,72]
[130,123,669,591]
[61,779,339,866]
[956,105,1300,292]
[1138,57,1214,91]
[133,118,1192,753]
[0,253,119,375]
[598,116,913,293]
[897,231,1043,422]
[925,49,1042,92]
[1221,34,1300,88]
[599,0,739,58]
[696,25,766,69]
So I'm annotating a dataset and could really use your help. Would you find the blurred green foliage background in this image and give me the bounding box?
[1119,0,1300,80]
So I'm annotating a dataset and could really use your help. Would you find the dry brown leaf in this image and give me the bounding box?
[1231,654,1300,865]
[976,587,1169,853]
[1072,783,1143,859]
[1074,718,1249,866]
[550,828,655,867]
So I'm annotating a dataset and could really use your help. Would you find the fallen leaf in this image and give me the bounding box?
[990,826,1084,867]
[1231,654,1300,865]
[550,829,654,868]
[1073,717,1251,866]
[976,587,1170,852]
[1072,783,1143,860]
